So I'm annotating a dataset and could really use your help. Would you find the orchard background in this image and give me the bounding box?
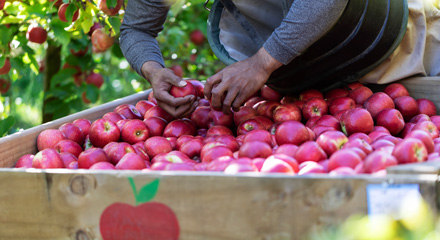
[0,0,223,137]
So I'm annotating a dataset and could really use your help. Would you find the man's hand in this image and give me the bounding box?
[141,61,198,119]
[204,47,283,114]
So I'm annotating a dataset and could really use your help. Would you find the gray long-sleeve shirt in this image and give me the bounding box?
[120,0,348,78]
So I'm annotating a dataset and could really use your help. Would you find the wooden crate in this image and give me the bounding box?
[0,78,439,240]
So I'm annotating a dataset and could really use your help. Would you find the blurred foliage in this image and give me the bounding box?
[0,0,223,137]
[307,192,440,240]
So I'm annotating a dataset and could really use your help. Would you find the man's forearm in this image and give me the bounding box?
[119,0,170,77]
[263,0,348,65]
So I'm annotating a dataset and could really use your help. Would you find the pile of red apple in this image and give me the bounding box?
[14,79,440,176]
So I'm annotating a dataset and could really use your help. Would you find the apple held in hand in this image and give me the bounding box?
[170,80,196,98]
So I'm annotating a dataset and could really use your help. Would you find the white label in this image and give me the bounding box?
[366,184,420,217]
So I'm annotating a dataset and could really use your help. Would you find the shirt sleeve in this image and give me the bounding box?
[263,0,349,65]
[119,0,171,78]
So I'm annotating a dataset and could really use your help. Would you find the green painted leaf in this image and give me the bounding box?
[0,116,15,137]
[128,177,160,205]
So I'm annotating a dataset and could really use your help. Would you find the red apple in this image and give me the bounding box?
[89,119,120,148]
[224,158,258,173]
[37,129,66,151]
[383,83,410,100]
[299,89,323,101]
[59,122,85,146]
[26,25,47,44]
[163,119,196,138]
[213,134,239,152]
[98,0,122,16]
[189,106,210,129]
[121,119,150,144]
[348,132,372,143]
[346,81,364,90]
[328,97,355,115]
[54,139,83,158]
[340,108,374,136]
[400,122,416,138]
[417,98,437,116]
[144,105,174,122]
[103,112,126,124]
[187,79,204,98]
[314,115,341,131]
[179,138,204,159]
[91,28,114,52]
[206,156,235,171]
[272,104,302,123]
[143,116,167,136]
[0,58,11,75]
[132,144,150,162]
[135,100,156,117]
[59,152,78,168]
[244,96,265,108]
[0,78,11,94]
[375,108,405,136]
[328,148,362,171]
[430,115,440,130]
[85,72,104,88]
[115,153,146,170]
[116,119,130,131]
[329,167,357,176]
[394,96,419,122]
[201,145,233,163]
[206,125,233,137]
[348,86,373,105]
[274,144,298,157]
[238,141,272,159]
[260,156,295,174]
[316,130,348,156]
[405,129,434,153]
[302,97,328,120]
[409,113,431,124]
[236,117,267,136]
[363,92,395,119]
[275,120,309,146]
[189,29,205,46]
[243,129,272,146]
[33,148,64,169]
[144,136,173,159]
[115,104,142,120]
[107,142,136,165]
[233,106,257,126]
[298,161,326,175]
[392,137,428,164]
[15,154,34,168]
[208,109,233,128]
[255,100,281,120]
[260,85,283,102]
[170,80,196,98]
[90,161,116,170]
[325,88,349,102]
[73,118,92,136]
[294,141,327,164]
[412,120,440,139]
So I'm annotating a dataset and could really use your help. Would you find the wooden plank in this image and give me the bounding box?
[399,76,440,112]
[0,90,150,169]
[387,161,440,175]
[0,169,437,240]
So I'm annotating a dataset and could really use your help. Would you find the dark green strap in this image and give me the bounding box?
[218,0,265,46]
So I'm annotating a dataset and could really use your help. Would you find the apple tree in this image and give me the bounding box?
[0,0,223,136]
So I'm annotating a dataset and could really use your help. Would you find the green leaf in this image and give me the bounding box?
[23,53,39,75]
[129,178,160,205]
[169,0,186,17]
[85,84,99,103]
[80,6,94,34]
[107,0,118,9]
[51,68,78,88]
[108,16,121,35]
[51,20,71,46]
[0,116,16,137]
[65,3,78,23]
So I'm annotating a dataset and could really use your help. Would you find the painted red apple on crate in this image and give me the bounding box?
[100,178,180,240]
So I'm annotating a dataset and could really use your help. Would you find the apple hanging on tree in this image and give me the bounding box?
[91,28,115,52]
[0,58,11,75]
[58,3,79,22]
[98,0,123,16]
[26,25,47,44]
[189,29,206,46]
